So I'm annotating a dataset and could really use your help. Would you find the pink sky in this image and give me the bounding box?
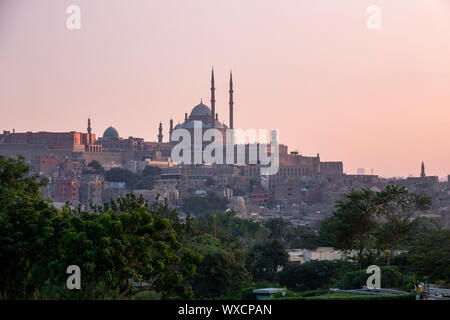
[1,0,449,178]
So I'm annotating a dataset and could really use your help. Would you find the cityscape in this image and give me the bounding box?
[0,0,449,313]
[1,70,449,229]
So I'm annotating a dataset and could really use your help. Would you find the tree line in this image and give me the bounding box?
[0,155,449,299]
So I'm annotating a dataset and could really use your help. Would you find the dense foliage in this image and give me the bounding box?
[86,160,104,174]
[277,260,350,292]
[182,191,229,218]
[323,185,431,268]
[0,155,448,300]
[105,167,158,190]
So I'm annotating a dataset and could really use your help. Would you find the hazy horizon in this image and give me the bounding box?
[1,0,449,178]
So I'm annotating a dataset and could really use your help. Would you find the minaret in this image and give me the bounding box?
[87,117,92,144]
[158,122,163,144]
[87,118,92,134]
[169,119,173,141]
[421,161,426,177]
[210,68,215,127]
[229,71,234,129]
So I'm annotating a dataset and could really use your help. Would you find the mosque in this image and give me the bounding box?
[169,68,234,145]
[97,69,235,162]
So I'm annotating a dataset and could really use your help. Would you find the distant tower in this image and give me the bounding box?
[158,122,163,144]
[169,118,173,141]
[87,118,92,144]
[229,71,234,129]
[87,118,92,135]
[421,161,426,177]
[210,68,215,127]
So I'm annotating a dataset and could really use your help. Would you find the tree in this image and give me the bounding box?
[286,226,321,250]
[133,175,156,190]
[407,231,450,284]
[265,218,290,242]
[246,239,289,283]
[188,234,250,299]
[86,160,104,174]
[374,185,431,265]
[326,186,430,268]
[335,266,413,291]
[142,166,161,177]
[317,216,337,247]
[105,168,157,190]
[50,194,199,299]
[264,218,322,249]
[277,261,347,292]
[0,155,199,300]
[327,188,379,268]
[182,191,229,217]
[0,155,60,299]
[194,212,270,247]
[105,168,137,186]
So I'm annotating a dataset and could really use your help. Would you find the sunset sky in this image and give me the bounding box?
[1,0,449,178]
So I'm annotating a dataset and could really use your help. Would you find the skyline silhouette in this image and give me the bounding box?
[1,0,449,178]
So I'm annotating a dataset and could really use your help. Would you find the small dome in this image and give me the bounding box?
[103,126,119,139]
[190,103,211,117]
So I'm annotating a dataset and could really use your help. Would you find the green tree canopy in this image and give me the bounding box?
[406,231,450,284]
[0,155,59,299]
[86,160,104,173]
[187,234,250,299]
[0,156,200,299]
[182,191,229,217]
[142,166,161,177]
[105,168,156,190]
[325,186,430,268]
[277,260,350,292]
[374,185,431,265]
[246,239,289,283]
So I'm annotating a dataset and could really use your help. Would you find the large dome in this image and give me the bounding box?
[174,120,228,130]
[190,103,211,117]
[103,126,119,139]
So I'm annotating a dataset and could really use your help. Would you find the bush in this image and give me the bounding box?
[240,287,257,300]
[271,290,416,300]
[182,191,229,217]
[86,160,104,173]
[105,168,156,190]
[134,291,162,300]
[142,166,161,177]
[334,266,414,292]
[277,261,349,292]
[306,293,416,300]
